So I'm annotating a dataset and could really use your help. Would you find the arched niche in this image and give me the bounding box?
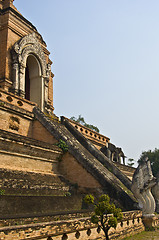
[11,33,51,112]
[25,54,43,110]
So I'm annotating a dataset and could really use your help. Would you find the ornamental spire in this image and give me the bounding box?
[0,0,15,9]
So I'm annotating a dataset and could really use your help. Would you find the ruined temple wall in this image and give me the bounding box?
[0,25,7,81]
[0,6,54,108]
[0,9,31,82]
[0,90,103,192]
[0,107,33,136]
[32,120,57,144]
[0,90,57,143]
[0,168,70,197]
[0,130,61,174]
[0,104,58,143]
[0,7,38,81]
[59,152,101,190]
[0,90,34,136]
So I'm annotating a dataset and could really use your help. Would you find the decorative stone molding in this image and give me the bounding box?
[11,33,51,112]
[0,210,145,240]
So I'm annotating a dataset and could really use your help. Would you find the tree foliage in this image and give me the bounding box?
[70,115,100,133]
[138,148,159,177]
[84,194,123,240]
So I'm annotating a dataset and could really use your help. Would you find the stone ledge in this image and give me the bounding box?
[0,100,34,120]
[0,129,61,152]
[0,150,59,163]
[0,195,83,217]
[0,168,70,196]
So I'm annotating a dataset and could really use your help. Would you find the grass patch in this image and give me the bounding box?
[122,229,159,240]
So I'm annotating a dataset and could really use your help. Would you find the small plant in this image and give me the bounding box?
[64,192,71,197]
[0,189,5,195]
[84,194,123,240]
[56,139,68,153]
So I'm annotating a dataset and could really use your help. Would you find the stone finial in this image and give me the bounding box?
[1,0,14,9]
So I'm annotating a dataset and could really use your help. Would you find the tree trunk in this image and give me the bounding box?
[104,230,109,240]
[101,215,110,240]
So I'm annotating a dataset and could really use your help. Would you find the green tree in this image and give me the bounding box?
[70,115,99,133]
[127,158,135,167]
[84,194,123,240]
[138,148,159,177]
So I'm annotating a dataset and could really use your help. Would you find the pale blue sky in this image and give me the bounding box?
[14,0,159,164]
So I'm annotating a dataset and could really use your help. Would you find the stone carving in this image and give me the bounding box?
[9,116,20,131]
[11,33,51,111]
[131,157,156,217]
[100,143,126,165]
[0,0,14,9]
[152,174,159,213]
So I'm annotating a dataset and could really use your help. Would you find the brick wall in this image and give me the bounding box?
[32,120,57,144]
[0,90,57,143]
[0,129,61,174]
[60,152,101,190]
[0,6,54,107]
[0,195,83,217]
[0,168,69,196]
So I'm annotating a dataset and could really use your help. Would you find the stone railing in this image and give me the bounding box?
[34,108,135,209]
[65,117,110,149]
[0,211,145,240]
[0,89,36,112]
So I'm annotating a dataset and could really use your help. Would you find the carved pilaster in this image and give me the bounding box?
[19,63,26,98]
[44,77,49,105]
[12,62,19,94]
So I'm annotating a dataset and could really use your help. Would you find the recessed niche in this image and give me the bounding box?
[6,96,13,102]
[17,100,23,106]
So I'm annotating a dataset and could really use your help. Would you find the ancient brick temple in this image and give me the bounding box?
[0,0,54,114]
[0,1,138,239]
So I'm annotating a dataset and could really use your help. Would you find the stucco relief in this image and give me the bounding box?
[11,33,51,112]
